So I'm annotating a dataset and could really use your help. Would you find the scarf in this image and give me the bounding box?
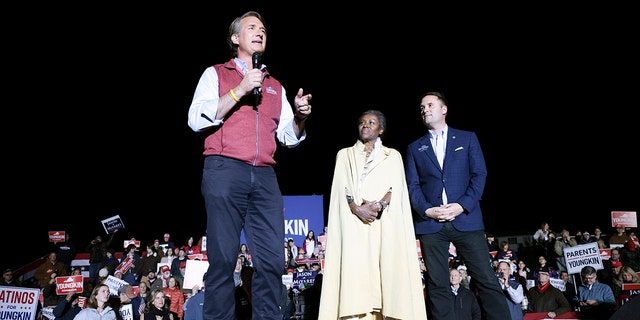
[146,304,172,320]
[536,281,550,294]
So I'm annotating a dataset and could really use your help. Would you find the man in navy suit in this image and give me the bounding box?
[405,91,510,320]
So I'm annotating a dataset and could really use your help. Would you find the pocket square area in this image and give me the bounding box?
[455,146,464,151]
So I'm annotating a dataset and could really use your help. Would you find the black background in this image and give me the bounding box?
[6,4,638,270]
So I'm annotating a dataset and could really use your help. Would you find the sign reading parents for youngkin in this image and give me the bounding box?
[564,242,603,274]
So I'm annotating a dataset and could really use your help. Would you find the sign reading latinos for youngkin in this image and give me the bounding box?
[0,286,41,320]
[564,242,603,274]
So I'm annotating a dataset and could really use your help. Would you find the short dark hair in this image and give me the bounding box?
[580,266,597,278]
[421,91,448,106]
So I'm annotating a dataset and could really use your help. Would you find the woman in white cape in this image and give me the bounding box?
[318,110,427,320]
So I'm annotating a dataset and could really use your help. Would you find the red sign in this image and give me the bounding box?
[318,235,327,251]
[124,240,141,248]
[599,248,611,260]
[116,256,134,274]
[611,211,637,228]
[524,311,581,320]
[620,283,640,304]
[295,257,320,265]
[416,240,422,258]
[621,283,640,290]
[55,275,84,295]
[49,231,66,242]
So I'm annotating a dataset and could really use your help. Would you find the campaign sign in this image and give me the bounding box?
[116,256,135,274]
[183,260,208,290]
[55,275,84,295]
[119,303,134,320]
[564,242,603,274]
[611,211,637,228]
[282,274,293,287]
[294,257,320,265]
[549,278,565,291]
[620,283,640,305]
[317,234,327,258]
[48,231,65,242]
[0,286,41,320]
[293,270,317,289]
[318,235,327,250]
[104,275,129,296]
[241,195,324,251]
[102,214,125,234]
[41,307,55,320]
[123,240,141,249]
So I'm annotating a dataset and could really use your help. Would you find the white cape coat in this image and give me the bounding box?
[318,140,427,320]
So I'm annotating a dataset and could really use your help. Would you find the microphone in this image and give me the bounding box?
[252,52,261,109]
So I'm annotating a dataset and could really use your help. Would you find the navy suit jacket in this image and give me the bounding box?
[405,127,487,234]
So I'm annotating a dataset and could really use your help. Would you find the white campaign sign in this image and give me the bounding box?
[564,242,603,274]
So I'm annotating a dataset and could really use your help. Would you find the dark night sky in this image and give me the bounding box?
[7,4,638,270]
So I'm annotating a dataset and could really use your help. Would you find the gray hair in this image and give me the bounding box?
[358,109,387,137]
[227,11,265,57]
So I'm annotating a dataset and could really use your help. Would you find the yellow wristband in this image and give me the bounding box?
[229,89,240,102]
